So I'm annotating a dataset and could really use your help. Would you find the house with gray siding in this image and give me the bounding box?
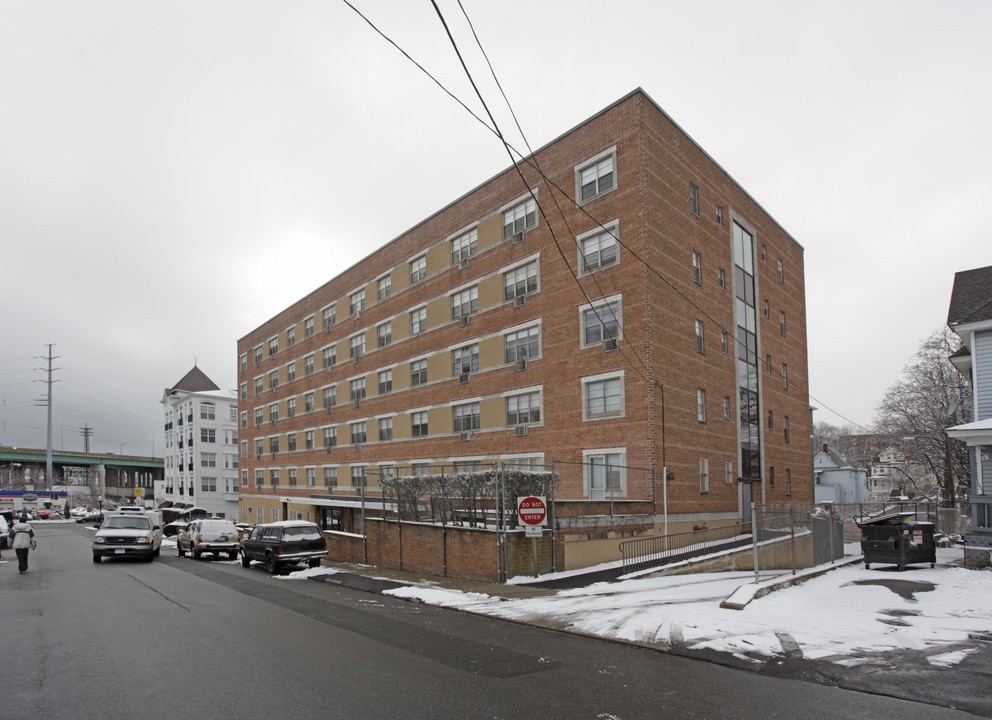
[946,264,992,562]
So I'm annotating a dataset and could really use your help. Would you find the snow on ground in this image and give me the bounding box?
[378,547,992,666]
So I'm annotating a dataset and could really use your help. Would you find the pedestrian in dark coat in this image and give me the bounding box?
[10,514,36,574]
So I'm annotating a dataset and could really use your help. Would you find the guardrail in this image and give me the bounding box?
[619,523,751,576]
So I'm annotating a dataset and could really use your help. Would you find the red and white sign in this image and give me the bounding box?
[517,496,547,526]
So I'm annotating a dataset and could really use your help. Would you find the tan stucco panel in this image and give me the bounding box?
[477,213,502,251]
[430,406,452,435]
[394,413,412,440]
[427,353,449,382]
[426,243,449,276]
[426,296,449,328]
[480,397,504,430]
[479,274,503,311]
[479,336,504,369]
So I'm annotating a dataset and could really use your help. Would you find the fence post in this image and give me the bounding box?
[829,503,835,564]
[751,502,759,583]
[789,506,796,575]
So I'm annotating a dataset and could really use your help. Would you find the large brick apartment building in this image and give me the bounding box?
[237,89,810,570]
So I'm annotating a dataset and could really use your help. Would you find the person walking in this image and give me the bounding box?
[10,514,36,574]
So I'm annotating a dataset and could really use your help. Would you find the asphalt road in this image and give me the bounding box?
[2,523,984,720]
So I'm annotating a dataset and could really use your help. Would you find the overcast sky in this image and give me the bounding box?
[1,0,989,457]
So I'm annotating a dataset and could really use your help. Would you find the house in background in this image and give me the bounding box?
[868,446,938,502]
[946,264,992,564]
[814,443,868,504]
[159,366,240,519]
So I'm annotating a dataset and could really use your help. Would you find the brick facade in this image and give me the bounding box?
[237,89,811,571]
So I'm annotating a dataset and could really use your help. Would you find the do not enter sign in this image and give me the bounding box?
[517,496,547,526]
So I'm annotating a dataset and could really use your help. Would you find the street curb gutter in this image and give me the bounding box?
[719,556,864,610]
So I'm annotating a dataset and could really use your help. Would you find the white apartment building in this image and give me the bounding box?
[159,366,239,518]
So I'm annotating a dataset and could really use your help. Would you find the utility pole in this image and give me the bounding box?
[80,422,93,452]
[35,344,60,490]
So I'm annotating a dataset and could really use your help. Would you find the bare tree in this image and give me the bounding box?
[874,327,972,508]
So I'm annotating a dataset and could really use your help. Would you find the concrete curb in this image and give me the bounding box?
[720,555,864,610]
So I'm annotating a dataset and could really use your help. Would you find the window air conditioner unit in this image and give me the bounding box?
[255,453,261,460]
[325,446,333,454]
[353,354,361,364]
[458,257,468,270]
[460,432,471,442]
[510,232,524,245]
[354,443,362,452]
[515,425,529,437]
[270,418,276,425]
[513,295,526,308]
[602,338,618,352]
[459,373,470,384]
[353,310,361,320]
[515,359,527,372]
[459,315,470,327]
[325,366,333,373]
[270,451,277,458]
[354,398,361,408]
[325,405,333,413]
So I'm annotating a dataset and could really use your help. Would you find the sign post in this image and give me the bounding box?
[517,496,547,577]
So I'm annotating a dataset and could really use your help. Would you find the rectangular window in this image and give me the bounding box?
[692,250,702,284]
[377,275,391,301]
[304,317,314,338]
[778,259,784,283]
[351,466,367,488]
[240,382,247,401]
[240,353,248,372]
[350,377,366,403]
[322,346,336,369]
[287,327,296,347]
[378,417,393,441]
[723,396,731,420]
[587,452,623,494]
[580,227,618,272]
[697,388,706,423]
[322,306,335,331]
[349,334,365,360]
[305,430,315,450]
[286,363,296,383]
[507,391,541,425]
[200,403,215,420]
[378,369,392,395]
[769,466,775,488]
[287,398,297,418]
[451,286,479,319]
[719,268,726,290]
[721,331,729,354]
[270,469,279,488]
[505,325,540,363]
[254,378,263,397]
[726,461,734,485]
[269,370,278,390]
[288,469,297,487]
[784,416,790,443]
[410,306,427,335]
[200,428,216,443]
[786,469,792,496]
[255,469,263,488]
[377,321,391,348]
[452,344,479,376]
[351,421,367,445]
[503,196,538,241]
[695,319,704,354]
[323,426,337,448]
[269,437,279,454]
[254,346,263,366]
[780,311,787,336]
[269,403,278,423]
[350,289,365,316]
[323,467,338,487]
[768,410,774,429]
[577,154,615,203]
[716,204,724,226]
[268,338,278,357]
[699,458,709,493]
[304,355,314,376]
[583,300,621,346]
[782,363,788,390]
[452,402,480,433]
[451,228,477,264]
[201,477,217,493]
[240,411,248,430]
[201,453,217,468]
[584,375,623,419]
[690,182,699,216]
[323,386,336,409]
[411,411,428,437]
[306,467,316,487]
[411,359,427,387]
[504,261,539,301]
[410,255,426,285]
[254,439,263,457]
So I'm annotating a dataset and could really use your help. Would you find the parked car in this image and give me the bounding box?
[92,513,163,563]
[177,518,240,560]
[0,515,8,549]
[239,521,327,573]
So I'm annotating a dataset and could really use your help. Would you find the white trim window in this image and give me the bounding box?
[583,372,624,420]
[377,321,392,348]
[323,426,337,448]
[451,286,478,320]
[410,255,426,285]
[410,306,427,335]
[506,391,541,426]
[349,333,365,360]
[502,196,537,241]
[584,449,625,498]
[350,421,367,445]
[504,260,539,301]
[304,354,314,376]
[378,417,393,441]
[700,458,709,493]
[322,306,335,331]
[452,343,479,376]
[505,325,540,363]
[322,386,336,409]
[323,467,338,487]
[451,228,477,265]
[350,289,365,316]
[411,411,428,437]
[306,467,316,487]
[697,388,706,423]
[322,346,336,369]
[200,402,215,420]
[576,151,615,203]
[378,369,392,395]
[304,316,314,338]
[581,297,622,347]
[377,275,391,301]
[349,377,366,403]
[452,402,480,433]
[411,359,427,387]
[580,225,618,273]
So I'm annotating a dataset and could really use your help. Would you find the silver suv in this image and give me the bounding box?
[92,513,163,563]
[177,518,240,560]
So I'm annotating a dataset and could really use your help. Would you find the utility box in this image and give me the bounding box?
[858,512,936,571]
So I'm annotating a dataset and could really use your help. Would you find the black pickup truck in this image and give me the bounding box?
[239,521,327,573]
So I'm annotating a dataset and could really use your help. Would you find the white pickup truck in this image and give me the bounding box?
[92,512,163,563]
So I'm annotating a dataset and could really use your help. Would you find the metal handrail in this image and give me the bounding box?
[619,523,751,576]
